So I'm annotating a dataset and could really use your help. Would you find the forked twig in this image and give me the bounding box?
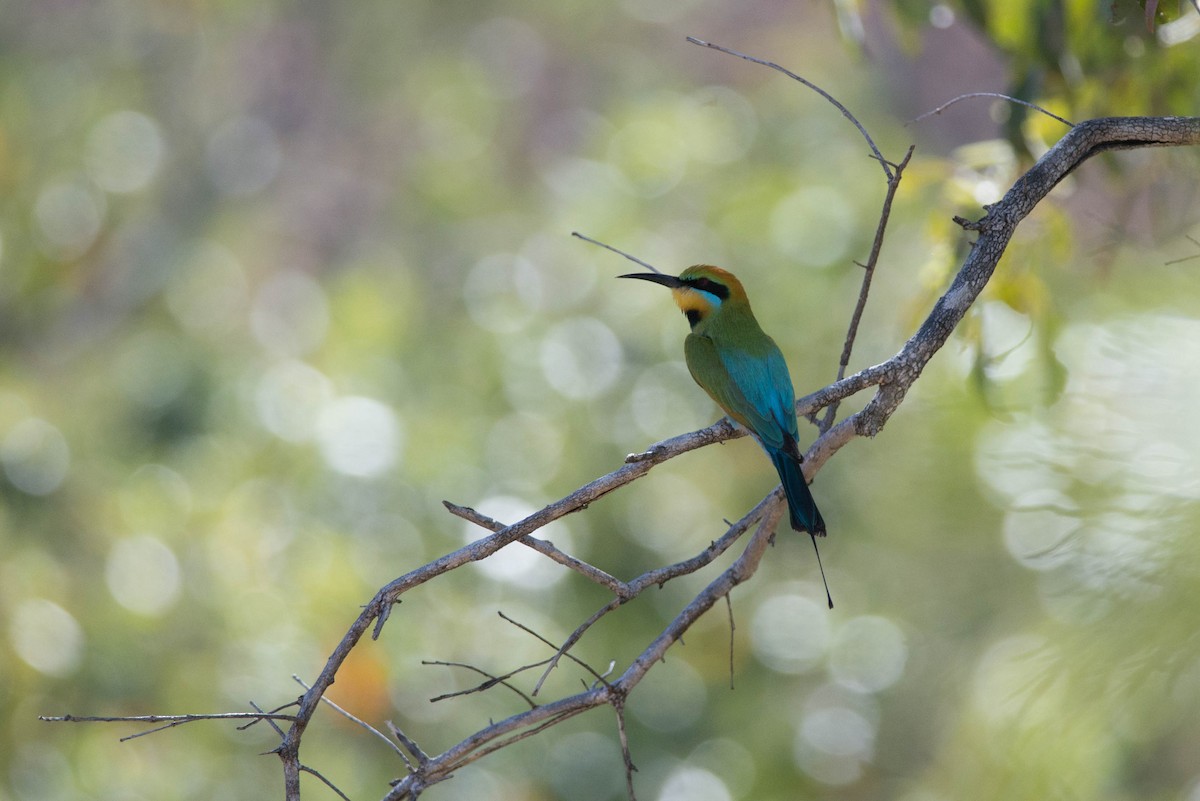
[382,501,785,800]
[445,500,632,596]
[497,611,610,686]
[530,490,774,695]
[387,720,431,772]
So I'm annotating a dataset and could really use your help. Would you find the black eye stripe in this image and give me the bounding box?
[684,277,729,300]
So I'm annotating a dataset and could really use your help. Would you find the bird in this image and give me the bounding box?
[621,264,832,606]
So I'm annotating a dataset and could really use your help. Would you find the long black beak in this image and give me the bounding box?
[618,272,683,288]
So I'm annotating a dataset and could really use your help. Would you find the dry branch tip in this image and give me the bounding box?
[685,35,890,180]
[573,231,664,274]
[909,92,1074,127]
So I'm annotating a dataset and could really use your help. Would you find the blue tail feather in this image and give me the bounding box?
[768,448,826,536]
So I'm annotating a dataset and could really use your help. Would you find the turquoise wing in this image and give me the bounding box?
[685,331,823,536]
[684,332,798,451]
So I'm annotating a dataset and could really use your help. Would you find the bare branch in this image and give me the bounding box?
[248,701,288,739]
[293,675,405,759]
[40,711,297,743]
[531,598,621,696]
[1165,234,1200,265]
[382,502,784,800]
[725,593,736,691]
[300,764,353,801]
[820,144,915,433]
[573,231,665,274]
[840,117,1200,445]
[686,36,892,179]
[614,696,639,801]
[386,720,430,773]
[909,92,1074,127]
[496,611,611,686]
[422,660,541,708]
[444,500,631,596]
[532,488,773,694]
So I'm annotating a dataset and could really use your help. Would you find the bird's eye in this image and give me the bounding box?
[687,277,729,300]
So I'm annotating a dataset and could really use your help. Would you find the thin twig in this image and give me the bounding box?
[40,712,298,725]
[239,700,301,731]
[592,661,617,688]
[725,593,736,691]
[573,231,665,274]
[293,675,405,758]
[686,36,892,179]
[40,711,298,743]
[820,145,915,432]
[422,660,541,708]
[909,92,1074,127]
[386,720,430,771]
[613,695,638,801]
[384,504,784,800]
[531,598,622,697]
[248,701,287,739]
[531,491,772,695]
[1165,234,1200,265]
[300,764,353,801]
[441,707,592,776]
[496,611,609,686]
[444,500,632,596]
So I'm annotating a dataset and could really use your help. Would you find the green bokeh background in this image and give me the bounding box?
[3,1,1200,799]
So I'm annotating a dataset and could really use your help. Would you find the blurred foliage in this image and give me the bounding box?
[1,1,1199,800]
[880,0,1200,155]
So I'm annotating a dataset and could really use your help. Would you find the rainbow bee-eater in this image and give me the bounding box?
[621,265,831,604]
